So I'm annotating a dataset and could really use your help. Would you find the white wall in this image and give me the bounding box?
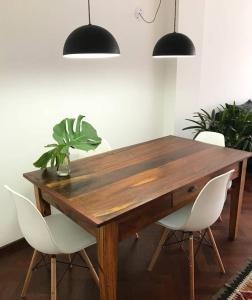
[175,0,252,137]
[199,0,252,108]
[0,0,174,247]
[174,0,206,136]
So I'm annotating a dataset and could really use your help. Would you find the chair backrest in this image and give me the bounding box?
[195,131,225,147]
[71,138,112,160]
[183,170,234,231]
[4,186,60,254]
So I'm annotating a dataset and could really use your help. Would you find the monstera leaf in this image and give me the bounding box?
[33,115,101,169]
[53,115,101,151]
[33,144,67,169]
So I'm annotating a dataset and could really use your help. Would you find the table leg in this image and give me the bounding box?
[98,222,118,300]
[229,159,247,240]
[34,186,51,216]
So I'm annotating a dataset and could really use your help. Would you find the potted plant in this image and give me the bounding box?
[34,115,101,176]
[183,102,252,151]
[183,102,252,172]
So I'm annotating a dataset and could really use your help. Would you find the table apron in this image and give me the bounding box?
[118,162,240,241]
[39,162,239,241]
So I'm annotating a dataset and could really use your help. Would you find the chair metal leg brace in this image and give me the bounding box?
[147,227,225,300]
[21,250,99,300]
[194,229,208,258]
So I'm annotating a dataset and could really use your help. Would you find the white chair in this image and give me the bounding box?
[147,170,234,300]
[4,186,98,300]
[195,131,225,147]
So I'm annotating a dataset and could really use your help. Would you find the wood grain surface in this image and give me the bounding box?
[24,136,251,228]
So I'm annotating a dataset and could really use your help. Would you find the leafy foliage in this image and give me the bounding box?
[183,103,252,152]
[34,115,101,169]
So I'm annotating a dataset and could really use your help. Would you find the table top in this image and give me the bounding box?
[24,136,251,227]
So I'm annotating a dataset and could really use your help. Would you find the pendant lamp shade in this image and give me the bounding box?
[152,0,196,58]
[63,0,120,58]
[63,24,120,58]
[153,32,196,57]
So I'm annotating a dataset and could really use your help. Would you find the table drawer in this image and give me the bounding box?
[172,178,208,207]
[172,162,240,207]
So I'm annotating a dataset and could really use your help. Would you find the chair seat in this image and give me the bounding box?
[158,203,193,231]
[45,214,96,254]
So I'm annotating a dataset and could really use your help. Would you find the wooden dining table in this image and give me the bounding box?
[23,136,251,300]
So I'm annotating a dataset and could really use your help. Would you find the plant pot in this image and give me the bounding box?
[57,155,71,177]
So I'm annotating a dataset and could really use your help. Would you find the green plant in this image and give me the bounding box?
[34,115,101,169]
[183,103,252,152]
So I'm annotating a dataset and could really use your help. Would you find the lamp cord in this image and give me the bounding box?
[139,0,162,24]
[139,0,177,31]
[88,0,91,24]
[174,0,177,32]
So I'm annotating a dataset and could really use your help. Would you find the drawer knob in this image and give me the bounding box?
[188,186,197,193]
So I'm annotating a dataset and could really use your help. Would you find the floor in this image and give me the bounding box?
[0,176,251,300]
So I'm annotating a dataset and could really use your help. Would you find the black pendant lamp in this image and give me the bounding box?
[153,0,196,58]
[63,0,120,58]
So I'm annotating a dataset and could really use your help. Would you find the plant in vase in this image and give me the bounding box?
[34,115,101,176]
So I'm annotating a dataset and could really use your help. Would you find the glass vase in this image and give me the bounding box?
[57,155,71,177]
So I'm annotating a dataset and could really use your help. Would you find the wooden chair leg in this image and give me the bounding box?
[147,228,169,271]
[51,256,57,300]
[21,250,39,298]
[80,250,99,286]
[207,228,225,274]
[188,233,195,300]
